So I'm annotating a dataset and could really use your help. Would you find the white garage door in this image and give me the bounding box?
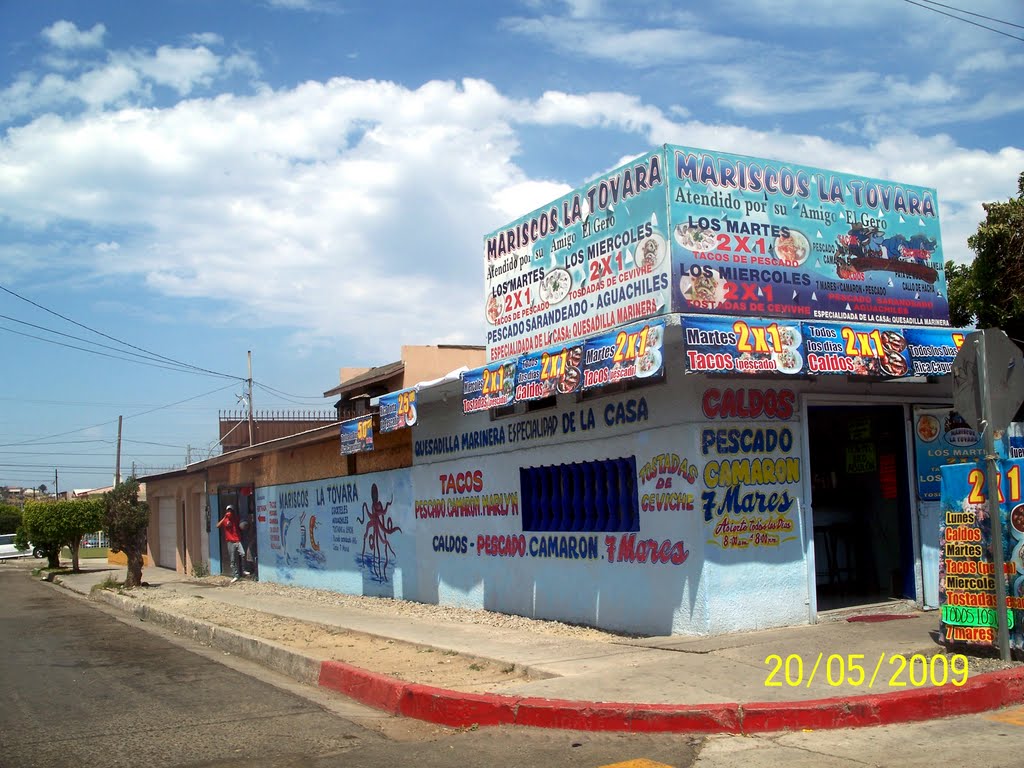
[158,497,177,568]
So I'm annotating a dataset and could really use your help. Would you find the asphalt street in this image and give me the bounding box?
[4,561,1024,768]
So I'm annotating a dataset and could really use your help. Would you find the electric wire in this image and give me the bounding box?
[0,312,232,375]
[903,0,1024,42]
[0,325,240,376]
[0,283,244,380]
[918,0,1024,30]
[0,383,237,448]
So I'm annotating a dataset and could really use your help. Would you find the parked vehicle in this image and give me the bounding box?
[0,533,45,560]
[0,533,26,560]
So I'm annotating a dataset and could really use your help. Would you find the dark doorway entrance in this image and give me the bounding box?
[809,405,916,611]
[216,486,257,579]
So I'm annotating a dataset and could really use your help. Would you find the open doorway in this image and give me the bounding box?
[808,405,916,611]
[216,486,257,579]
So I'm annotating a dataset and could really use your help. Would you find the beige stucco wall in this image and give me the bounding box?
[401,345,485,387]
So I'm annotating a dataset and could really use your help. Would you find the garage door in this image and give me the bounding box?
[158,497,177,568]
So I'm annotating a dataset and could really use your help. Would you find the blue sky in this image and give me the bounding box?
[1,0,1022,493]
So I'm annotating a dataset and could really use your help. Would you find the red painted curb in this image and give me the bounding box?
[316,659,1024,733]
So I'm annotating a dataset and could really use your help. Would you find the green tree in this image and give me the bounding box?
[20,498,104,570]
[103,479,149,588]
[946,171,1024,338]
[0,503,22,535]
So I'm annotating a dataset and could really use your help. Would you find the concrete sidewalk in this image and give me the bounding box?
[38,559,1024,733]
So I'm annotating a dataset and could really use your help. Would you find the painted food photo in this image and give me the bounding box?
[637,233,666,269]
[916,414,940,442]
[540,268,572,305]
[486,294,501,324]
[636,347,662,378]
[679,269,727,308]
[674,224,717,252]
[1010,503,1024,538]
[774,229,810,266]
[773,347,802,374]
[880,330,908,354]
[879,351,909,377]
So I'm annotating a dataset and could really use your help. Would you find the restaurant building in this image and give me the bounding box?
[159,145,991,638]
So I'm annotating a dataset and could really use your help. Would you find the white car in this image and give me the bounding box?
[0,533,44,560]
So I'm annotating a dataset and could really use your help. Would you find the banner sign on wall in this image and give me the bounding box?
[667,145,947,327]
[581,318,666,388]
[378,388,418,433]
[681,316,804,376]
[902,327,969,377]
[939,459,1024,652]
[340,415,374,455]
[913,407,983,501]
[514,343,585,401]
[673,315,970,379]
[801,321,913,377]
[461,361,517,414]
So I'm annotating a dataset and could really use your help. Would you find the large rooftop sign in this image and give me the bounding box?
[484,145,947,362]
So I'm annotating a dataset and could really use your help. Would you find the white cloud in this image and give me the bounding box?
[1,72,1019,358]
[190,33,224,46]
[42,21,106,50]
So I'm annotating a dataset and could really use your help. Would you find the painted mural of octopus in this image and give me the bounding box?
[357,483,402,582]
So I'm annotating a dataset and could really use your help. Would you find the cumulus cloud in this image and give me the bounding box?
[2,12,1022,360]
[42,21,106,50]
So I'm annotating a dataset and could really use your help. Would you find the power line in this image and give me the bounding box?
[918,0,1024,30]
[0,282,244,380]
[0,324,238,377]
[253,380,330,402]
[903,0,1024,42]
[0,383,237,448]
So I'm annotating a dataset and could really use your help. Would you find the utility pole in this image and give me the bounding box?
[247,350,255,447]
[54,469,58,498]
[115,414,123,486]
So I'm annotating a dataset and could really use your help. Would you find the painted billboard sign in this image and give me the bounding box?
[913,407,984,501]
[668,145,947,327]
[378,388,418,433]
[484,149,672,363]
[340,415,373,454]
[938,459,1024,652]
[485,145,946,363]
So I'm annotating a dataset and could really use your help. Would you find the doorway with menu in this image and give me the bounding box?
[808,405,916,611]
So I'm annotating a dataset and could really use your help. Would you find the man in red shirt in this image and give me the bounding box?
[216,505,245,583]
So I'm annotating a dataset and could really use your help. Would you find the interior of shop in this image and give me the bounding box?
[809,405,916,612]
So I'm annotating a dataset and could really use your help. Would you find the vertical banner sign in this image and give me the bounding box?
[379,388,417,433]
[667,145,947,326]
[340,415,374,455]
[939,460,1024,652]
[801,321,912,377]
[461,361,517,414]
[515,343,585,401]
[582,318,666,388]
[913,407,983,501]
[681,316,804,375]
